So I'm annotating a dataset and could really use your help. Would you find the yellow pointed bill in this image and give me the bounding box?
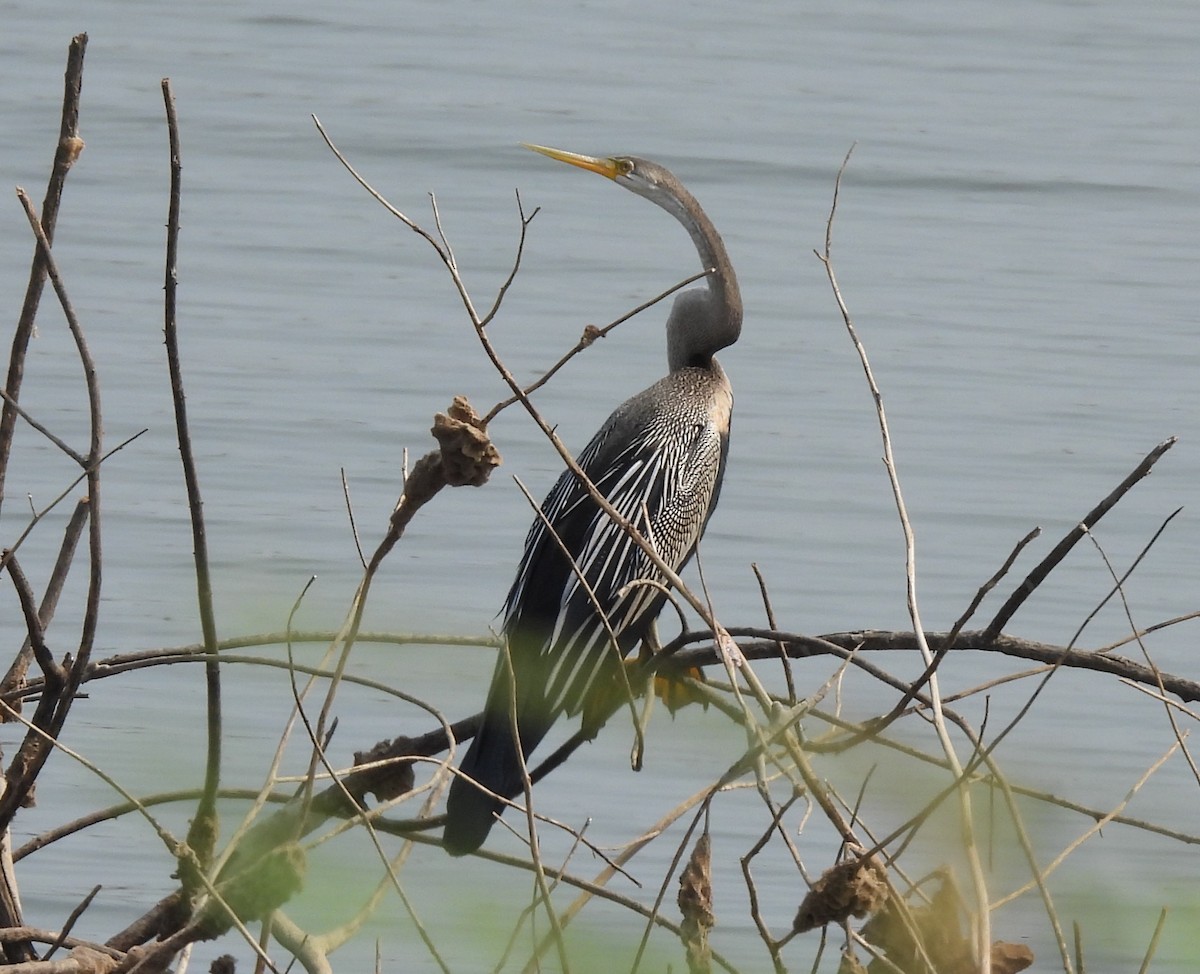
[522,143,621,180]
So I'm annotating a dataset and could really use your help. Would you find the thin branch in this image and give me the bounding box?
[161,78,223,883]
[4,555,66,688]
[0,33,88,516]
[0,429,146,579]
[991,739,1179,909]
[311,115,448,263]
[43,885,101,960]
[481,190,541,331]
[1068,506,1183,651]
[0,386,85,465]
[1,185,106,836]
[1084,522,1199,788]
[482,269,709,425]
[14,189,102,467]
[1,497,89,707]
[340,468,367,569]
[815,143,991,966]
[751,563,796,705]
[983,436,1177,640]
[1136,907,1169,974]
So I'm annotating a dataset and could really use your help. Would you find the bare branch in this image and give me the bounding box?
[983,436,1177,640]
[482,269,709,425]
[160,77,223,886]
[0,33,88,515]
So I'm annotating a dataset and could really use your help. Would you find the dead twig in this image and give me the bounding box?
[0,33,88,515]
[1,498,89,708]
[159,77,223,886]
[982,436,1177,640]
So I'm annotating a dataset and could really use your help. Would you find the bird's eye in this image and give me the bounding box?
[618,159,635,176]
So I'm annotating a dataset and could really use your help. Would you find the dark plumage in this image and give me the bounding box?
[444,146,741,856]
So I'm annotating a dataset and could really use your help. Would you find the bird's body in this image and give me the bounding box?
[444,146,741,856]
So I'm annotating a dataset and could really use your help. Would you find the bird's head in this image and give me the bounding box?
[522,143,680,212]
[523,141,741,368]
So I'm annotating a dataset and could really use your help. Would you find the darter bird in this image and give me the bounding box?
[443,144,741,855]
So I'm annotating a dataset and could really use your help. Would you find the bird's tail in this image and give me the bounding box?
[443,711,544,856]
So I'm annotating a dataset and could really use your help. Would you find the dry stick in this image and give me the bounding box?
[815,145,991,967]
[1,497,89,702]
[982,436,1177,641]
[3,556,66,688]
[740,795,801,974]
[340,467,368,569]
[285,577,326,820]
[482,269,709,425]
[946,721,1073,971]
[1085,522,1200,788]
[1067,507,1182,652]
[42,885,100,961]
[500,828,594,974]
[264,913,328,974]
[522,715,790,973]
[461,832,739,974]
[630,796,712,974]
[1095,609,1200,654]
[1122,681,1200,724]
[0,33,87,515]
[804,547,1187,966]
[967,528,1184,820]
[0,927,121,958]
[16,620,1193,717]
[51,604,1195,834]
[810,693,1200,847]
[312,115,484,322]
[0,192,104,851]
[838,644,1079,973]
[160,78,222,884]
[1136,907,1168,974]
[17,184,103,656]
[665,627,1200,705]
[0,387,85,466]
[751,563,795,705]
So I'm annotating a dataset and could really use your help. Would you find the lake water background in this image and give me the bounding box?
[1,1,1198,970]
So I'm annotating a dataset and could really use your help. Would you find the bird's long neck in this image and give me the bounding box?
[682,189,741,328]
[656,182,742,373]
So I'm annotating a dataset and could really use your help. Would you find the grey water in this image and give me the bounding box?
[1,1,1197,970]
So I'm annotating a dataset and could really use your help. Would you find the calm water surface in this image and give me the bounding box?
[1,1,1198,970]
